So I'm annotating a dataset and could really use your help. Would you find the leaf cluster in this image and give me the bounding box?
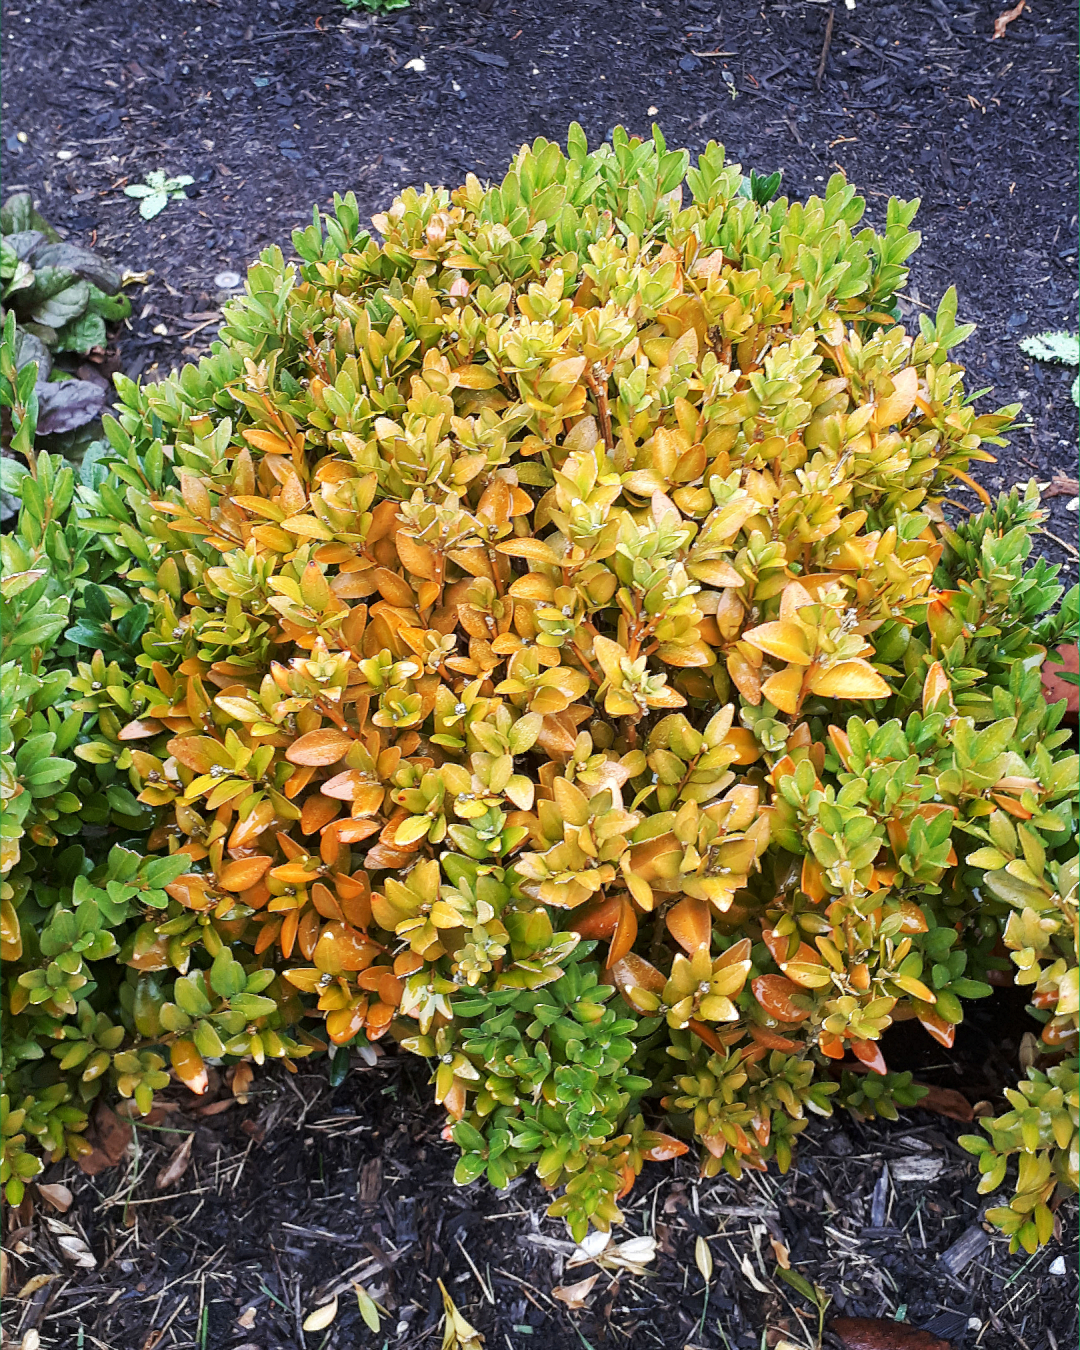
[1,195,130,449]
[1,130,1076,1249]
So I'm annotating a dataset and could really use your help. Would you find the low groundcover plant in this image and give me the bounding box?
[1,127,1076,1255]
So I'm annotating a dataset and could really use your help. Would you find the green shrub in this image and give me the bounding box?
[1,130,1076,1254]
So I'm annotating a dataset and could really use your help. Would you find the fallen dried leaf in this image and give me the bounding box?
[231,1062,254,1102]
[992,0,1025,38]
[567,1230,611,1264]
[769,1235,792,1269]
[236,1306,257,1330]
[740,1252,771,1293]
[77,1102,133,1176]
[1044,471,1079,498]
[831,1317,951,1349]
[155,1133,194,1190]
[15,1273,56,1300]
[55,1233,97,1269]
[438,1279,484,1349]
[551,1273,599,1308]
[915,1084,974,1123]
[567,1234,656,1276]
[36,1183,73,1213]
[194,1098,234,1117]
[117,1100,180,1123]
[302,1296,338,1331]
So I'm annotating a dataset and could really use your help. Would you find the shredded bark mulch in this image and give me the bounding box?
[1,1,1077,1347]
[3,980,1076,1350]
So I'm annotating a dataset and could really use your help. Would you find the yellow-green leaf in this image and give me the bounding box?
[354,1282,382,1333]
[695,1235,713,1283]
[809,660,891,700]
[302,1297,338,1331]
[743,621,813,667]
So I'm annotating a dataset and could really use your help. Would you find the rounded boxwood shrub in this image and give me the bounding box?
[2,127,1076,1252]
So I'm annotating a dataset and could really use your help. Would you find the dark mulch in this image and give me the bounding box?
[2,2,1078,1348]
[3,987,1076,1350]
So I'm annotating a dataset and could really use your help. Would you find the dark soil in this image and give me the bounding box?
[2,1,1078,1348]
[3,991,1077,1350]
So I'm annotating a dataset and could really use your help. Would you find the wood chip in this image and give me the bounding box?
[939,1223,989,1275]
[890,1156,946,1182]
[358,1157,382,1205]
[992,0,1026,38]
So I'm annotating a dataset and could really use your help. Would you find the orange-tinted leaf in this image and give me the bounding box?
[752,974,811,1023]
[118,719,164,740]
[665,896,712,954]
[301,794,341,835]
[828,725,852,769]
[761,665,803,716]
[800,855,828,903]
[749,1024,801,1051]
[894,899,929,934]
[743,621,813,667]
[721,727,760,765]
[607,896,639,967]
[218,856,273,892]
[918,1011,956,1049]
[314,922,378,973]
[687,1020,726,1054]
[922,660,952,715]
[850,1039,887,1076]
[809,660,890,701]
[640,1132,690,1163]
[395,533,438,581]
[496,537,561,567]
[170,1039,208,1095]
[610,953,666,1001]
[569,894,622,941]
[327,1004,367,1045]
[873,365,919,428]
[286,728,354,766]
